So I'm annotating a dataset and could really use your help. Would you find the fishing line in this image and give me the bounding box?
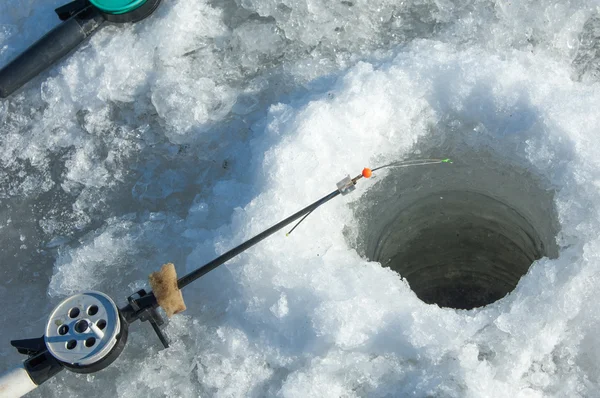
[371,158,452,172]
[285,158,452,235]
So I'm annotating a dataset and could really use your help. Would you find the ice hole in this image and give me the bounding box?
[354,150,559,309]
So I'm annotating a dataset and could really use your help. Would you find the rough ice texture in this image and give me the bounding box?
[2,0,600,397]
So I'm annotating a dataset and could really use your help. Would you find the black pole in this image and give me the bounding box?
[177,189,341,288]
[121,184,354,323]
[0,6,104,98]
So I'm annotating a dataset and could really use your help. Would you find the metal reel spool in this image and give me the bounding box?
[44,291,128,373]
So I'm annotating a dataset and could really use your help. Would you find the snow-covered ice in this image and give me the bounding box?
[2,0,600,396]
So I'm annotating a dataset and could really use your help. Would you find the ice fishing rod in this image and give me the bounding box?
[0,158,450,397]
[0,0,162,99]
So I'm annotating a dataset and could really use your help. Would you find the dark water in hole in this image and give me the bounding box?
[353,151,559,309]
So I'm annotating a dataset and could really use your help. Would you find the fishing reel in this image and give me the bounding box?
[1,289,168,397]
[0,0,162,98]
[18,292,127,376]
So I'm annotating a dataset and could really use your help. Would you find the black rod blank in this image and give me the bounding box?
[121,183,353,323]
[177,189,341,289]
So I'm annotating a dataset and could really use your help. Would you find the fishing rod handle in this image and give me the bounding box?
[0,6,105,99]
[0,364,38,398]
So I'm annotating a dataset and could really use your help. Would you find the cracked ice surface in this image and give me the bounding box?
[2,0,600,396]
